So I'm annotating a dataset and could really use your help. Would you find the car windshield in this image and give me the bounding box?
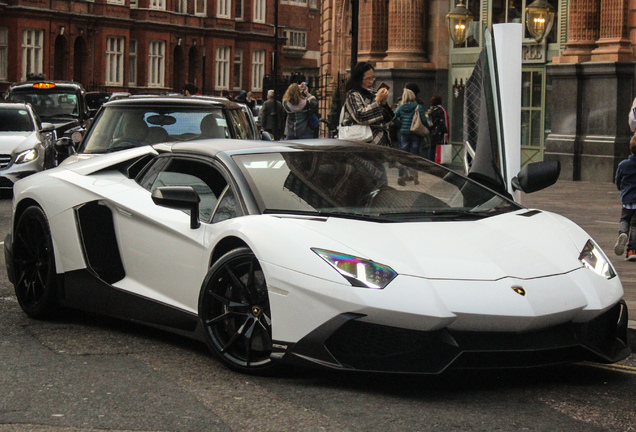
[234,148,522,222]
[79,106,252,154]
[9,90,79,121]
[0,108,35,132]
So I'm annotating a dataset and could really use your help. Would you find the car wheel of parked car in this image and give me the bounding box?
[199,247,280,374]
[13,206,59,318]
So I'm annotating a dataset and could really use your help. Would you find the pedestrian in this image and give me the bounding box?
[184,83,199,96]
[426,95,449,162]
[392,88,429,185]
[260,89,285,139]
[245,91,257,114]
[629,96,636,133]
[405,82,427,155]
[234,90,248,104]
[614,133,636,261]
[282,82,318,140]
[405,82,425,105]
[341,62,394,146]
[221,90,232,101]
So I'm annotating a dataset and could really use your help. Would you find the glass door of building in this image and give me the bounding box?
[521,67,545,166]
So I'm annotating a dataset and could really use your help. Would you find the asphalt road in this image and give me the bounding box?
[0,195,635,432]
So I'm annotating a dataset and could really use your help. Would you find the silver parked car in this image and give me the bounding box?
[0,102,55,193]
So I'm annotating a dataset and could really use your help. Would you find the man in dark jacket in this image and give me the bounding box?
[260,90,285,139]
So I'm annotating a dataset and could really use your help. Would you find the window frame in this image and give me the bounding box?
[233,48,243,90]
[148,40,166,88]
[21,29,44,81]
[215,46,231,90]
[149,0,166,10]
[105,36,125,86]
[251,50,265,92]
[217,0,231,18]
[129,39,138,86]
[0,28,7,81]
[253,0,266,23]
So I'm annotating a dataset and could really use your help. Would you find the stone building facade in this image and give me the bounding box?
[0,0,321,99]
[320,0,636,182]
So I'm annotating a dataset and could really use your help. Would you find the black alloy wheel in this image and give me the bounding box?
[12,205,59,318]
[199,247,279,374]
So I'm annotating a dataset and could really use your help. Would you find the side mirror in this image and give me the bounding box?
[261,130,274,141]
[511,160,560,194]
[40,122,55,133]
[54,137,77,163]
[151,186,201,229]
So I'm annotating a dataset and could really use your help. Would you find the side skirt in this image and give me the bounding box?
[59,269,203,341]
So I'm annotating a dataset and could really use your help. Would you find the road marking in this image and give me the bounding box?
[586,363,636,375]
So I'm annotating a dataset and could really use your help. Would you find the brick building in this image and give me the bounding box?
[321,0,636,182]
[0,0,321,99]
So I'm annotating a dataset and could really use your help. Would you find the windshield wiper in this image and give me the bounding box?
[44,114,77,120]
[263,209,388,222]
[379,209,492,220]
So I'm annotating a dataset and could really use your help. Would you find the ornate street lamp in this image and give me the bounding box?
[525,0,556,43]
[446,2,474,46]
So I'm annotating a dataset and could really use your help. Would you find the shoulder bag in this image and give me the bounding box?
[410,108,430,137]
[338,106,373,143]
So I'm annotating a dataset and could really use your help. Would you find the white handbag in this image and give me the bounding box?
[338,107,373,142]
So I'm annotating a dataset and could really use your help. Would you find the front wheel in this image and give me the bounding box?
[12,206,59,318]
[199,247,280,374]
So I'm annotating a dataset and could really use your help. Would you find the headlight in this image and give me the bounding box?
[579,239,616,279]
[15,149,38,164]
[312,248,397,289]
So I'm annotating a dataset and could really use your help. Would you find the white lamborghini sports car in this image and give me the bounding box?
[3,139,631,374]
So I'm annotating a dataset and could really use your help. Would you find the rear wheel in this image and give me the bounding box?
[12,206,59,318]
[199,247,279,374]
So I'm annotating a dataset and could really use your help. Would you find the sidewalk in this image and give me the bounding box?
[519,180,636,337]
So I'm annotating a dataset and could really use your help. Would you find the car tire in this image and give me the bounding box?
[12,205,60,318]
[198,247,280,375]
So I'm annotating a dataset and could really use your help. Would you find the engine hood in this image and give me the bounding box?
[292,210,588,281]
[0,132,37,153]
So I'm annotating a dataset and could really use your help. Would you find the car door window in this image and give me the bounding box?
[227,109,255,140]
[144,157,241,223]
[212,186,239,223]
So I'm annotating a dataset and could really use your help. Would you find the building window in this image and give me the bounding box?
[282,0,307,5]
[195,0,205,15]
[108,0,124,4]
[309,0,317,9]
[0,28,7,81]
[217,0,230,17]
[521,69,544,148]
[129,40,138,85]
[150,0,165,10]
[235,0,243,20]
[251,50,265,91]
[253,0,266,23]
[215,46,231,89]
[105,37,124,85]
[22,29,44,81]
[176,0,187,13]
[130,0,138,7]
[148,40,166,87]
[233,48,243,89]
[283,30,306,49]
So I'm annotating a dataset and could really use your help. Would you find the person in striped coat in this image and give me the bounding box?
[341,62,394,147]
